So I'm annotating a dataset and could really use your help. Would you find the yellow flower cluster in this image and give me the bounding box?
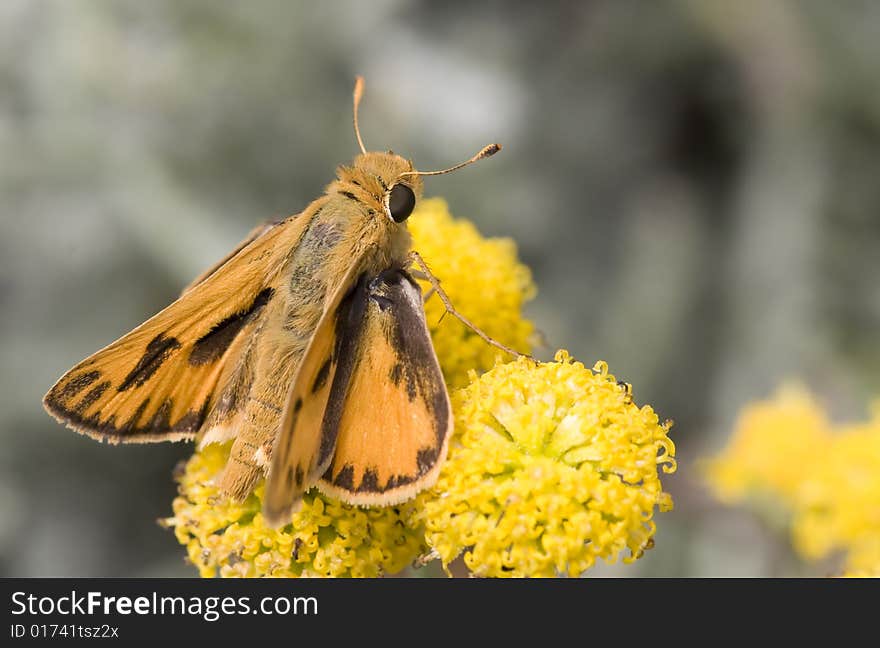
[166,198,676,578]
[164,443,425,578]
[703,387,880,576]
[792,413,880,575]
[416,352,676,577]
[408,197,536,388]
[702,387,830,509]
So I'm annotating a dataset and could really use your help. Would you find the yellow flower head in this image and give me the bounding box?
[840,536,880,577]
[409,197,536,388]
[704,388,880,577]
[702,385,831,509]
[791,413,880,568]
[164,443,424,578]
[416,351,676,577]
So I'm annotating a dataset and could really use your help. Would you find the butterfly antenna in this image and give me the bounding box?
[353,76,367,155]
[400,143,501,178]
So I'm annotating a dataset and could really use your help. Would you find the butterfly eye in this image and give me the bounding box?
[386,183,416,223]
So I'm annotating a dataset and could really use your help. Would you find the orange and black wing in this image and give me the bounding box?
[180,221,279,295]
[262,260,365,526]
[263,267,451,527]
[317,269,451,505]
[42,217,306,443]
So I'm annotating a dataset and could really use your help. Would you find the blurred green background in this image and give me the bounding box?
[2,0,879,577]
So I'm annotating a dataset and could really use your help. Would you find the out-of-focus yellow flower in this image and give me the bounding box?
[704,388,880,577]
[409,197,536,388]
[164,443,425,578]
[841,536,880,577]
[791,414,880,569]
[702,386,830,509]
[415,351,676,577]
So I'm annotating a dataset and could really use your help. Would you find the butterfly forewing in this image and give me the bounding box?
[261,259,367,526]
[180,221,279,296]
[262,266,451,527]
[43,216,308,443]
[317,269,451,505]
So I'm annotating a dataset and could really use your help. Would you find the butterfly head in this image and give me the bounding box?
[346,151,424,224]
[347,77,501,226]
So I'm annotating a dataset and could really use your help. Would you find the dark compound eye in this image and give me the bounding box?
[387,183,416,223]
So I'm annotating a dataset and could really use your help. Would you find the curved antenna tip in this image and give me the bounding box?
[401,142,503,178]
[353,76,367,154]
[482,143,502,158]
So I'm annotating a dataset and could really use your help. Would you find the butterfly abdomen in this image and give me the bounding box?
[212,203,388,500]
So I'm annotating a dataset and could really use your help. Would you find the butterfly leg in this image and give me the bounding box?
[407,269,436,301]
[408,250,535,361]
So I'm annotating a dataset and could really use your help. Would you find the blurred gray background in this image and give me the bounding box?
[2,0,878,577]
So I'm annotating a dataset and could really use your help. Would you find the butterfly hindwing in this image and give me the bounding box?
[42,216,308,443]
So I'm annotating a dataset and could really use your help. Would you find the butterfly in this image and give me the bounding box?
[42,77,509,528]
